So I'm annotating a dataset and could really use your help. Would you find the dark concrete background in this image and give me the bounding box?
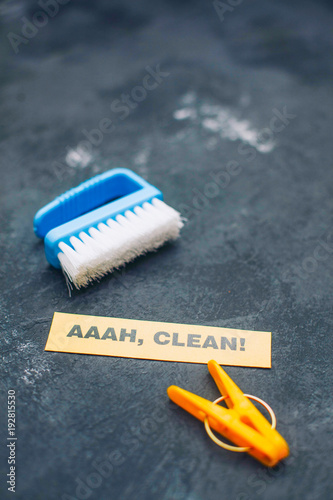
[0,1,332,499]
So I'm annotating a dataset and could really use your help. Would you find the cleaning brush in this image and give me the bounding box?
[34,168,184,289]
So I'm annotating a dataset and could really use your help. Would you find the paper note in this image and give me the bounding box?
[45,312,271,368]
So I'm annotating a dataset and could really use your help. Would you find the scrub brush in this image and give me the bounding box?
[34,168,184,289]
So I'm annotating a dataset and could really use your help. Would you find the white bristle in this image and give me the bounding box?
[57,198,184,289]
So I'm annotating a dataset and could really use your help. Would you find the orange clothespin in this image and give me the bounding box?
[167,360,289,467]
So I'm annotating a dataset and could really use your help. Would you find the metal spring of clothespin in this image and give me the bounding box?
[167,360,289,467]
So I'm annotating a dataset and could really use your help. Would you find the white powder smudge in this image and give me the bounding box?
[201,104,275,153]
[134,148,149,166]
[22,360,51,385]
[65,146,92,169]
[173,96,275,153]
[173,108,197,121]
[16,341,33,352]
[180,91,197,106]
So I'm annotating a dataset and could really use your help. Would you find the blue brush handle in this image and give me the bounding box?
[34,168,163,268]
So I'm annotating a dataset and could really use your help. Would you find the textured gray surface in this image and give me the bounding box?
[0,1,333,499]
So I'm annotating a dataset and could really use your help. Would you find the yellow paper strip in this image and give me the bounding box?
[45,312,271,368]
